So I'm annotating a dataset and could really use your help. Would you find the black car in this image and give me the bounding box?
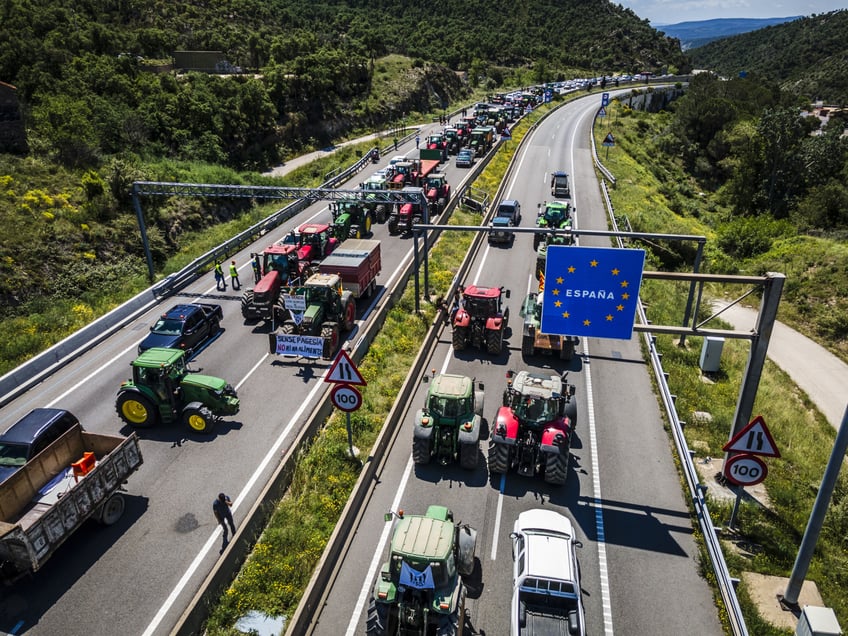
[138,302,223,355]
[0,408,80,483]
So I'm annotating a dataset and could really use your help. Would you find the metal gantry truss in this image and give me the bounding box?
[130,181,427,279]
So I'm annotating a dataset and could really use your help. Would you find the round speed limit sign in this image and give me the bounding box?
[331,383,362,412]
[723,453,768,486]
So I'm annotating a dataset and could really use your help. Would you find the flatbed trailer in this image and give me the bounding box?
[0,424,143,582]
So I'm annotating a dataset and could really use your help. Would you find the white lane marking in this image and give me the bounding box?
[583,342,614,635]
[142,361,329,636]
[489,473,506,561]
[345,456,415,636]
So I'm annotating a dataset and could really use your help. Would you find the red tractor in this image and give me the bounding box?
[424,173,451,216]
[451,285,510,355]
[387,186,429,235]
[241,244,307,321]
[427,133,447,151]
[488,370,578,486]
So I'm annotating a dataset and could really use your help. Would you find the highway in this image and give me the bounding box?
[0,122,476,634]
[0,90,722,636]
[311,93,724,636]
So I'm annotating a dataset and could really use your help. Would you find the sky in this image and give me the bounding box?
[615,0,848,25]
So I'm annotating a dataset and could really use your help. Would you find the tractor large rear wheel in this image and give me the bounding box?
[488,441,510,474]
[460,441,477,470]
[412,436,431,465]
[544,451,569,485]
[240,290,255,319]
[365,598,389,636]
[485,328,503,355]
[183,403,215,434]
[376,205,387,224]
[387,217,398,235]
[363,213,373,234]
[452,326,468,351]
[281,321,296,335]
[559,338,575,361]
[116,392,158,428]
[521,335,535,357]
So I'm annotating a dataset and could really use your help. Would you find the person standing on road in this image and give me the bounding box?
[393,137,398,150]
[229,260,241,290]
[251,254,261,283]
[415,134,420,149]
[214,261,226,291]
[213,492,236,553]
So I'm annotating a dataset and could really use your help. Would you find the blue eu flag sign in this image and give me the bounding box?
[540,245,645,340]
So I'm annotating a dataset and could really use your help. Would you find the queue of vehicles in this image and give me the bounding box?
[0,103,591,636]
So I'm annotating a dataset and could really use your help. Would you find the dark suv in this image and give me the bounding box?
[0,409,80,483]
[489,199,522,245]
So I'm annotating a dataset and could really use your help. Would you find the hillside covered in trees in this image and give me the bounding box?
[687,10,848,104]
[0,0,686,169]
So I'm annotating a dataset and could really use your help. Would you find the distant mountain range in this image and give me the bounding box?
[656,17,802,50]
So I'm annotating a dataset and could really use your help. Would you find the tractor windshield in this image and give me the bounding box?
[513,396,558,424]
[265,253,292,274]
[389,556,451,587]
[427,396,469,418]
[426,176,442,189]
[546,207,564,223]
[464,295,497,318]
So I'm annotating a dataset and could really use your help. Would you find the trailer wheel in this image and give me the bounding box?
[116,392,157,428]
[342,296,356,331]
[99,493,126,526]
[183,404,215,434]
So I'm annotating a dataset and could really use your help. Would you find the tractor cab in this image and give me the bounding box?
[293,223,337,262]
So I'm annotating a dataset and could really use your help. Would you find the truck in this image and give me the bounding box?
[412,373,484,469]
[510,509,586,636]
[367,505,477,636]
[318,239,381,299]
[269,273,357,359]
[0,422,143,583]
[469,126,494,157]
[489,370,577,485]
[138,302,222,355]
[550,171,571,198]
[116,347,240,434]
[519,292,579,361]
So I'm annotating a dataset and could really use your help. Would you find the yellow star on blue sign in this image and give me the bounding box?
[540,245,645,340]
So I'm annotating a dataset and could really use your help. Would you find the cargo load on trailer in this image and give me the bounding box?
[318,239,381,299]
[0,418,143,583]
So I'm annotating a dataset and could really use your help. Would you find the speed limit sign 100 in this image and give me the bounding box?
[723,453,768,486]
[331,383,362,412]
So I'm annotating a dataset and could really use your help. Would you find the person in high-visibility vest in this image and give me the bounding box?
[229,260,241,290]
[214,261,226,291]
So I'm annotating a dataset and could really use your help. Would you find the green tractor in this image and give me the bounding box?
[533,200,574,251]
[367,505,477,636]
[269,273,356,359]
[116,348,240,434]
[412,374,484,470]
[361,174,391,223]
[331,198,373,240]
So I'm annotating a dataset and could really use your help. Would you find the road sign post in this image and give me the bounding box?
[326,351,365,457]
[722,415,780,529]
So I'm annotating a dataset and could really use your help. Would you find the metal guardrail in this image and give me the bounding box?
[597,146,748,632]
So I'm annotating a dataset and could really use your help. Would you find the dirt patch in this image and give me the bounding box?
[741,572,825,632]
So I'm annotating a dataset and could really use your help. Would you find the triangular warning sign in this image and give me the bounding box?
[722,415,780,457]
[324,348,366,386]
[604,133,615,144]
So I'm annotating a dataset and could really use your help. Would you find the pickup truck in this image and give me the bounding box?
[0,421,143,583]
[510,509,585,636]
[318,239,381,299]
[138,302,223,355]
